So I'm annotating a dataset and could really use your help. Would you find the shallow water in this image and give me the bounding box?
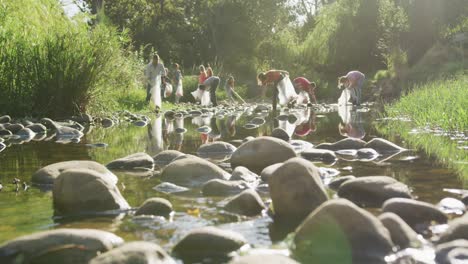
[0,103,464,260]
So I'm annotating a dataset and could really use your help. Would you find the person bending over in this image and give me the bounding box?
[293,77,317,104]
[257,70,289,112]
[200,76,221,107]
[338,70,365,106]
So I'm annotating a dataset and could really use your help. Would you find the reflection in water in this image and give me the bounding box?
[147,115,164,155]
[338,104,366,139]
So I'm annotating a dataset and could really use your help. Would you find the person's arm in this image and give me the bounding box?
[310,90,317,104]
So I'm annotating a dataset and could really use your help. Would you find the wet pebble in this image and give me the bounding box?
[224,189,266,216]
[133,120,147,127]
[135,198,173,217]
[86,143,109,148]
[197,125,212,134]
[438,197,466,215]
[250,117,265,125]
[175,127,187,133]
[153,182,189,194]
[244,123,258,129]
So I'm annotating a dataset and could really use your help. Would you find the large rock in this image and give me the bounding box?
[197,142,237,155]
[161,156,230,187]
[53,169,130,215]
[4,123,24,134]
[153,150,184,167]
[271,128,290,141]
[293,199,394,264]
[438,216,468,243]
[0,228,124,264]
[0,115,11,123]
[173,227,247,260]
[316,138,366,151]
[378,212,421,249]
[231,137,296,173]
[202,179,249,196]
[135,198,173,217]
[32,160,117,185]
[382,198,447,229]
[106,152,154,170]
[225,189,265,216]
[230,166,259,183]
[269,158,328,224]
[229,254,299,264]
[327,176,356,191]
[364,138,406,153]
[26,123,47,133]
[300,149,337,163]
[337,176,412,207]
[260,163,282,182]
[89,241,175,264]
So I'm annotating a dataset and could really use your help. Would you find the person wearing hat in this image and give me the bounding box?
[293,77,317,104]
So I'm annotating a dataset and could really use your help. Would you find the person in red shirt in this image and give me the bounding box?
[293,77,317,104]
[257,70,289,111]
[198,65,208,84]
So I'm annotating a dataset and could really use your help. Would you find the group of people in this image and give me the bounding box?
[145,53,366,112]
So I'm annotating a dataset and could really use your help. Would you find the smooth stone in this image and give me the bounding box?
[290,140,314,153]
[364,138,406,153]
[197,125,211,133]
[229,254,299,264]
[338,176,412,207]
[230,166,259,183]
[436,240,468,264]
[106,152,154,170]
[287,114,298,123]
[53,169,130,215]
[0,142,5,152]
[276,114,288,121]
[438,197,466,214]
[16,127,35,139]
[438,217,468,243]
[173,227,247,259]
[153,150,185,167]
[231,136,297,174]
[197,142,237,155]
[101,118,114,128]
[327,175,356,191]
[189,110,202,116]
[260,163,283,182]
[243,136,255,143]
[269,158,328,224]
[382,198,448,229]
[4,123,24,134]
[0,229,123,264]
[133,120,147,127]
[271,127,290,141]
[335,149,358,157]
[0,129,12,136]
[202,179,249,196]
[26,123,47,133]
[153,182,189,194]
[32,160,117,185]
[224,189,266,216]
[135,198,173,217]
[244,124,258,129]
[161,156,230,187]
[250,117,265,125]
[89,241,175,264]
[316,138,366,151]
[378,212,421,249]
[0,115,11,123]
[175,127,187,133]
[293,199,393,264]
[300,149,337,163]
[357,148,380,160]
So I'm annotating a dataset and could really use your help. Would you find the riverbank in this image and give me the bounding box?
[377,74,468,177]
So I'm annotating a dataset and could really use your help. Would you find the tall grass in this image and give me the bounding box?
[0,0,142,117]
[385,75,468,132]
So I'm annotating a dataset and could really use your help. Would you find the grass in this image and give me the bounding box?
[385,75,468,132]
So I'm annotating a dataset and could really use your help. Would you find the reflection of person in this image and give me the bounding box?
[338,71,365,106]
[144,54,166,111]
[200,76,221,107]
[173,63,183,103]
[163,67,173,98]
[173,117,184,151]
[338,105,366,139]
[147,115,164,155]
[295,110,317,137]
[293,77,317,104]
[257,70,296,112]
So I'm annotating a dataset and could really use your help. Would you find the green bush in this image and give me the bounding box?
[0,0,142,117]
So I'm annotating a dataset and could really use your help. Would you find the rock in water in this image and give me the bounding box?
[316,138,366,151]
[197,142,237,158]
[135,198,173,217]
[89,241,176,264]
[101,118,114,128]
[337,176,412,207]
[26,123,47,133]
[436,240,468,264]
[173,227,247,260]
[53,169,130,215]
[437,217,468,244]
[106,152,154,170]
[32,160,117,185]
[161,156,230,187]
[269,158,328,224]
[229,254,299,264]
[300,149,337,163]
[230,166,259,182]
[327,176,356,191]
[364,138,406,153]
[153,182,189,194]
[224,189,265,216]
[271,127,290,141]
[260,163,283,182]
[202,179,249,196]
[378,212,421,249]
[382,198,447,229]
[153,150,185,167]
[231,137,296,173]
[293,199,394,264]
[0,228,124,264]
[0,115,11,123]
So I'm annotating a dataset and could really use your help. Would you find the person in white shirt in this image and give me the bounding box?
[144,54,166,111]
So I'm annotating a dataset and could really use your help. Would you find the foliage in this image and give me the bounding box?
[0,0,143,117]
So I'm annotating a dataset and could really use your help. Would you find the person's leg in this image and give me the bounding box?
[211,79,220,106]
[146,83,151,103]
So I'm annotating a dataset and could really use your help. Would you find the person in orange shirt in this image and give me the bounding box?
[257,70,289,111]
[206,63,213,77]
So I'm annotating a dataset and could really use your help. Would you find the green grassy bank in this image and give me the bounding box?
[378,74,468,177]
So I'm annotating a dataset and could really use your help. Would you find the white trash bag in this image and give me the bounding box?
[276,76,298,105]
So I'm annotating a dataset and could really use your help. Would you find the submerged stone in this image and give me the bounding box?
[89,241,176,264]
